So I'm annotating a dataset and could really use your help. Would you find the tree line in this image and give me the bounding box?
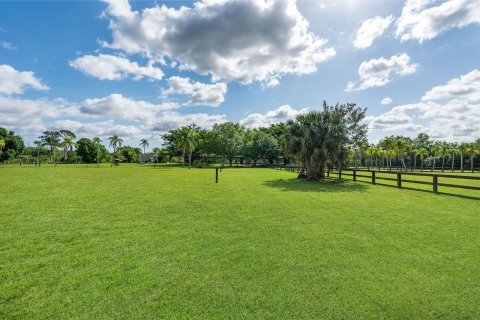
[1,102,479,178]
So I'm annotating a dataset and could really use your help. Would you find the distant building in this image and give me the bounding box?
[140,153,156,163]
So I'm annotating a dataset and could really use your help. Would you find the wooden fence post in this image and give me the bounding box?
[372,171,376,184]
[353,169,357,181]
[338,169,342,179]
[397,172,402,188]
[216,168,219,183]
[433,174,438,193]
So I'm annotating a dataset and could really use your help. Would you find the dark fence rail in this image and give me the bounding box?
[270,165,479,200]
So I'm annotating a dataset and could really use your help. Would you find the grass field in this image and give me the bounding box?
[1,164,480,319]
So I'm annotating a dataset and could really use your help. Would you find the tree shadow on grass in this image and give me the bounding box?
[263,178,369,193]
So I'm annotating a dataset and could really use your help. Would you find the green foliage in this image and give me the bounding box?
[116,146,141,163]
[0,127,25,161]
[286,102,367,179]
[76,138,107,163]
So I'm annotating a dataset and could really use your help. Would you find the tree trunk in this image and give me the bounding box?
[432,158,436,172]
[461,153,464,172]
[37,147,41,167]
[471,153,474,173]
[414,155,417,172]
[441,156,445,172]
[188,152,192,169]
[182,145,186,166]
[421,158,423,172]
[451,153,454,172]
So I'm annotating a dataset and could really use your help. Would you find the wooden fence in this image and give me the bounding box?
[273,165,480,200]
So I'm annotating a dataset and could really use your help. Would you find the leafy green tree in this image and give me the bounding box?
[77,138,107,164]
[117,146,141,163]
[33,139,45,166]
[0,128,25,161]
[466,143,480,173]
[40,131,61,162]
[0,139,4,160]
[244,130,279,165]
[210,122,245,167]
[286,102,366,180]
[58,130,77,164]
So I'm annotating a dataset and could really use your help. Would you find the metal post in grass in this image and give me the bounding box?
[433,174,438,193]
[216,168,219,183]
[372,171,376,184]
[397,172,402,188]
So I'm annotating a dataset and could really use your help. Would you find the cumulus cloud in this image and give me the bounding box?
[381,97,393,105]
[162,76,227,107]
[366,69,480,141]
[354,15,395,49]
[150,111,227,132]
[0,64,49,95]
[81,94,178,125]
[240,105,308,128]
[51,119,142,138]
[396,0,480,43]
[346,53,418,91]
[421,69,480,102]
[69,54,164,81]
[101,0,335,85]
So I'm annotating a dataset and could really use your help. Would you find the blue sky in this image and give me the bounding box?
[1,0,479,149]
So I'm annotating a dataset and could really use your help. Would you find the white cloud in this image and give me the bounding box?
[69,54,164,81]
[0,41,16,50]
[396,0,480,43]
[52,119,142,138]
[0,64,49,95]
[381,97,393,105]
[240,105,307,128]
[421,69,480,102]
[162,76,227,107]
[101,0,335,86]
[367,69,480,141]
[81,94,178,125]
[150,111,227,132]
[346,53,418,91]
[354,15,395,49]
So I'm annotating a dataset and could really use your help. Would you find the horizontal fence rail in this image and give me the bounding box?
[270,165,479,200]
[335,168,480,200]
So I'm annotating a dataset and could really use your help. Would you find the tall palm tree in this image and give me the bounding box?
[33,139,44,167]
[416,148,429,172]
[109,135,123,166]
[92,137,102,167]
[439,143,448,172]
[449,143,457,172]
[0,139,5,161]
[139,139,149,154]
[431,144,442,172]
[458,143,468,172]
[365,147,373,170]
[466,143,480,173]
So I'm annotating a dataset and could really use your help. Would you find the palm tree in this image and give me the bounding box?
[365,147,373,170]
[431,144,442,172]
[393,139,411,171]
[439,143,448,172]
[449,143,457,172]
[139,139,149,154]
[92,137,102,167]
[0,139,5,161]
[458,143,468,172]
[33,139,44,167]
[109,135,123,166]
[466,143,480,173]
[416,148,429,172]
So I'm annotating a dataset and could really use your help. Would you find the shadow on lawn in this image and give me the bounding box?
[264,178,369,193]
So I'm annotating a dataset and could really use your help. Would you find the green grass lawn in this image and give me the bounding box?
[1,164,480,319]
